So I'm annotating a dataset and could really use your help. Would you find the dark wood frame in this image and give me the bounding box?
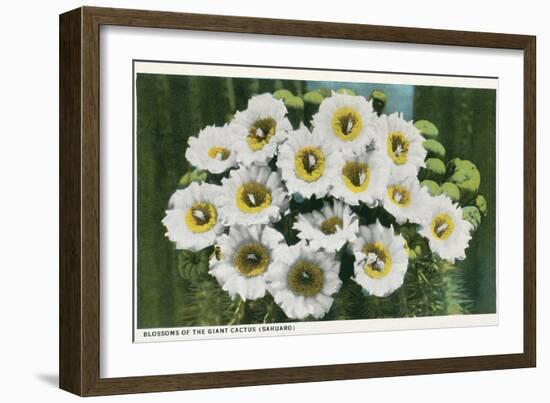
[59,6,536,396]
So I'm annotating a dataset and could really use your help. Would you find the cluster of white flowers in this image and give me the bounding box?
[162,92,473,320]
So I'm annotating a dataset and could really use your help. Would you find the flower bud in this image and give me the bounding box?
[178,169,208,188]
[317,87,332,98]
[284,96,305,129]
[475,194,488,216]
[447,158,481,203]
[414,119,439,139]
[421,158,446,181]
[462,206,482,231]
[369,89,388,116]
[421,179,442,196]
[423,139,446,159]
[440,182,460,203]
[336,88,356,96]
[303,91,325,126]
[273,89,293,101]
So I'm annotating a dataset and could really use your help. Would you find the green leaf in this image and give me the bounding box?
[414,119,439,138]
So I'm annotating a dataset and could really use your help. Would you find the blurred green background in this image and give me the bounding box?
[136,72,496,329]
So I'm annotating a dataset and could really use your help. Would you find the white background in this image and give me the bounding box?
[103,38,515,377]
[0,0,546,402]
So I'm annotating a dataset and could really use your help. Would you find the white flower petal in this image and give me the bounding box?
[330,148,390,207]
[161,182,224,251]
[382,174,430,224]
[266,242,341,320]
[293,200,358,252]
[419,194,472,263]
[311,92,378,153]
[218,165,288,225]
[230,93,292,167]
[185,125,239,174]
[209,225,286,301]
[277,125,343,199]
[376,112,427,179]
[350,221,409,297]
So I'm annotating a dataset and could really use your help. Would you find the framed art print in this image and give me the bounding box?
[132,61,499,342]
[59,6,536,396]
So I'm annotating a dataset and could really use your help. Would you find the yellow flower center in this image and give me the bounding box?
[247,117,277,151]
[431,213,455,240]
[236,182,272,213]
[342,161,370,193]
[294,146,325,182]
[331,107,363,141]
[387,131,410,165]
[287,260,324,297]
[184,202,218,233]
[320,216,343,235]
[233,242,270,277]
[362,242,392,279]
[387,184,411,207]
[207,146,231,161]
